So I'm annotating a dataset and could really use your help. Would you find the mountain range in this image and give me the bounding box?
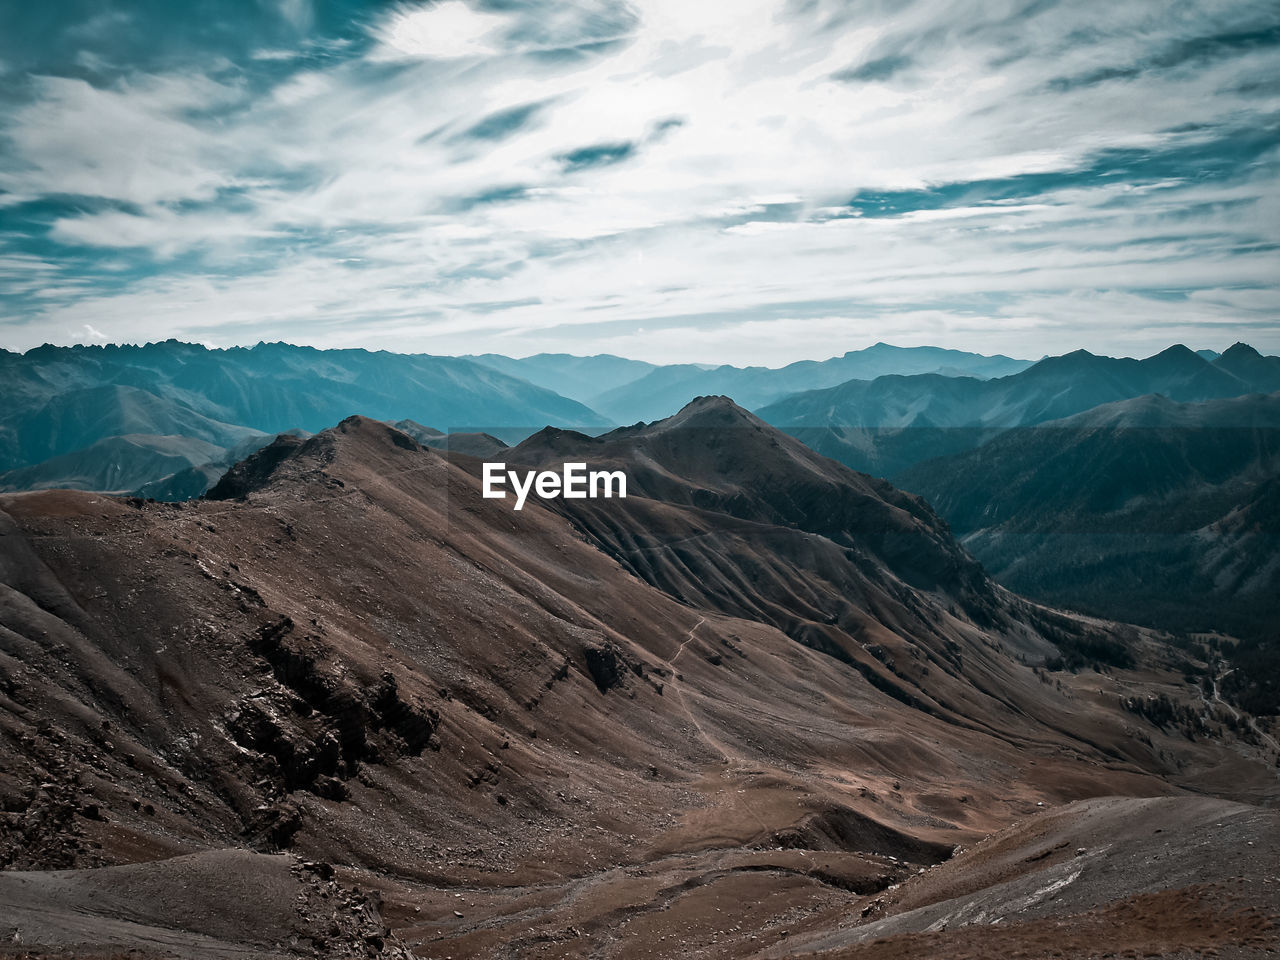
[472,343,1031,424]
[0,341,1027,499]
[3,338,1277,706]
[462,352,660,405]
[896,391,1280,710]
[10,340,1273,503]
[757,343,1280,476]
[0,340,606,496]
[2,400,1275,957]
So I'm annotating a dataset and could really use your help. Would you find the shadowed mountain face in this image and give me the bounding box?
[896,391,1280,710]
[510,397,986,602]
[583,343,1032,424]
[757,343,1280,476]
[0,434,229,495]
[899,392,1280,533]
[1,402,1276,958]
[0,340,609,493]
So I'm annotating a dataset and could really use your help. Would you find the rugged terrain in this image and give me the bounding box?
[758,343,1280,476]
[896,391,1280,715]
[574,344,1031,424]
[0,341,1032,499]
[0,402,1276,958]
[0,340,606,494]
[896,391,1280,632]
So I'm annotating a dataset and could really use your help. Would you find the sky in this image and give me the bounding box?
[0,0,1277,366]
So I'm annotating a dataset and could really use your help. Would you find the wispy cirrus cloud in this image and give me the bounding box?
[0,0,1276,362]
[371,2,511,60]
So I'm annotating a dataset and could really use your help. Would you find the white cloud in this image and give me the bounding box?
[0,73,246,207]
[1,0,1278,361]
[370,2,512,60]
[251,48,303,61]
[49,208,281,257]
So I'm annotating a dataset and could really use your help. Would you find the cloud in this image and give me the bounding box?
[370,2,512,60]
[0,72,246,207]
[0,0,1278,362]
[49,208,281,257]
[251,48,304,61]
[275,0,313,32]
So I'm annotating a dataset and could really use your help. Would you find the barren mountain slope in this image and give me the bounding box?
[0,408,1274,958]
[502,398,1275,785]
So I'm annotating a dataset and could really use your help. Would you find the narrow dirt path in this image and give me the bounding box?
[1208,668,1280,753]
[664,617,773,838]
[667,617,730,764]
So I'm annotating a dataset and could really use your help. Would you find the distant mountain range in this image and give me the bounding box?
[3,337,1277,581]
[462,352,659,405]
[895,390,1280,647]
[0,340,1032,498]
[758,343,1280,476]
[0,340,605,495]
[474,343,1031,424]
[888,388,1280,717]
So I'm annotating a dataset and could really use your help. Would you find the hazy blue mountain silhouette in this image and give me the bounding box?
[757,343,1280,475]
[571,342,1031,423]
[464,352,658,404]
[0,341,608,490]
